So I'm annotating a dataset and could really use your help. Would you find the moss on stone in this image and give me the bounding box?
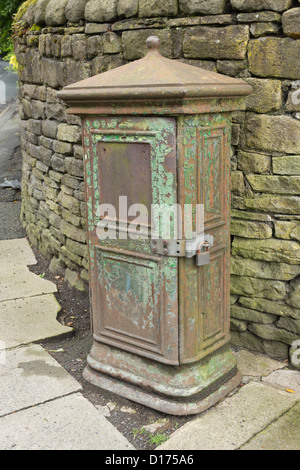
[14,0,38,24]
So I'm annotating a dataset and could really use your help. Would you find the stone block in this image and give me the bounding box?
[277,316,300,335]
[42,119,58,139]
[65,0,88,23]
[247,175,300,195]
[61,220,86,243]
[183,25,249,60]
[286,278,300,308]
[231,220,272,238]
[274,221,300,242]
[62,174,81,189]
[230,275,286,300]
[237,151,271,174]
[57,124,81,143]
[65,59,91,85]
[72,35,87,60]
[231,318,247,332]
[65,268,86,291]
[51,154,65,172]
[61,35,72,58]
[103,32,122,54]
[41,58,66,88]
[232,237,300,264]
[231,330,265,355]
[282,8,300,38]
[239,297,300,320]
[250,22,280,37]
[58,192,80,215]
[245,78,282,113]
[65,157,84,177]
[248,323,298,345]
[273,155,300,175]
[91,54,123,75]
[45,0,68,26]
[35,0,51,25]
[241,114,300,154]
[231,257,300,281]
[286,88,300,113]
[231,171,245,194]
[235,195,300,215]
[61,209,80,228]
[248,38,300,79]
[117,0,138,18]
[231,305,277,324]
[216,59,247,77]
[230,0,292,12]
[66,238,88,258]
[85,23,111,34]
[87,36,103,58]
[61,247,82,267]
[139,0,178,17]
[180,0,226,15]
[237,11,282,22]
[122,29,176,60]
[231,209,272,222]
[85,0,118,22]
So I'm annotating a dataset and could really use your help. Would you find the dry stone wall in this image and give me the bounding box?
[15,0,300,362]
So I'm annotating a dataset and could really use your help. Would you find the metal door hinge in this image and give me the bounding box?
[151,234,213,264]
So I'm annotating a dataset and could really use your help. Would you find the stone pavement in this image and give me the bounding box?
[0,238,134,450]
[0,238,299,450]
[159,350,300,451]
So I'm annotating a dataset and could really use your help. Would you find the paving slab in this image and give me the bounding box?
[0,345,81,416]
[0,393,135,450]
[241,403,300,450]
[158,382,297,450]
[0,294,72,350]
[0,238,36,266]
[0,265,57,302]
[234,349,286,377]
[262,369,300,395]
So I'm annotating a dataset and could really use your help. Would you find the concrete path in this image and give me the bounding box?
[159,350,300,451]
[0,60,18,115]
[0,238,134,450]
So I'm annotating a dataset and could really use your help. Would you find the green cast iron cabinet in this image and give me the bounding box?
[58,37,252,415]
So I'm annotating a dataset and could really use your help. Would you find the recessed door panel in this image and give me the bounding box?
[178,114,231,364]
[83,117,179,365]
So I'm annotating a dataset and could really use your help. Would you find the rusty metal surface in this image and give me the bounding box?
[98,141,152,223]
[82,116,179,366]
[177,113,232,364]
[58,36,253,415]
[83,366,242,416]
[83,340,241,415]
[65,97,248,116]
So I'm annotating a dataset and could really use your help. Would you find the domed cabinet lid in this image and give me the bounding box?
[58,36,252,115]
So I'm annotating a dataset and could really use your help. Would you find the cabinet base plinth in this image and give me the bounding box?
[83,342,241,416]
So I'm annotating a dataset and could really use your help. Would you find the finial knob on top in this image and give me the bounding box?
[146,36,161,51]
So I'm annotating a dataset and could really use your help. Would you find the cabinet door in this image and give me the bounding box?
[178,114,231,364]
[82,116,179,365]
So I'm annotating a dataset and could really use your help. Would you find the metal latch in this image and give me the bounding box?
[151,234,213,267]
